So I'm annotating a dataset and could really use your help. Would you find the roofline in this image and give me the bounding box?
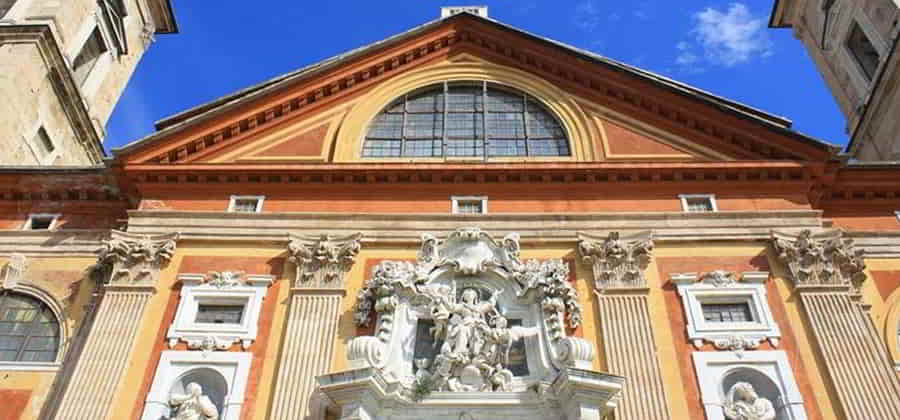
[115,11,838,157]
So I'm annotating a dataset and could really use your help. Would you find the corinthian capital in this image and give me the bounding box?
[97,231,179,286]
[578,231,654,290]
[288,233,362,288]
[771,229,866,291]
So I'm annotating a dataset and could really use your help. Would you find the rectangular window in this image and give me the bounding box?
[23,214,59,231]
[680,194,717,213]
[195,305,244,324]
[228,195,264,213]
[31,127,55,159]
[72,28,108,85]
[846,22,881,80]
[452,196,487,214]
[702,302,754,323]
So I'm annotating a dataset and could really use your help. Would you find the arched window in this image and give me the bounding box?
[362,81,570,158]
[0,291,60,362]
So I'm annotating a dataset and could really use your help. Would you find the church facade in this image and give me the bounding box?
[1,6,900,420]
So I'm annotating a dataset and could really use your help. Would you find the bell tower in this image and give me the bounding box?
[0,0,177,165]
[770,0,899,160]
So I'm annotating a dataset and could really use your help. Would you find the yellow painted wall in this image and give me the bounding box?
[0,256,98,420]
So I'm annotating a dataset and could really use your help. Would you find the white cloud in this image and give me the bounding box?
[690,3,773,67]
[573,1,601,32]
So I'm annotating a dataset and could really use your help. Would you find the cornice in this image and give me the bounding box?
[125,210,824,244]
[845,231,900,258]
[0,24,105,164]
[0,230,107,257]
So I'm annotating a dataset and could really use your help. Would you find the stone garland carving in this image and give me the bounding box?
[287,233,362,288]
[169,382,219,420]
[578,231,654,289]
[351,227,589,395]
[772,229,866,292]
[96,231,178,285]
[723,382,776,420]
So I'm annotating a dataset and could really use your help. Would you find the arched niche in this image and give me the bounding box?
[721,367,787,420]
[169,367,229,416]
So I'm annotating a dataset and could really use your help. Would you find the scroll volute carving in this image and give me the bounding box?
[287,233,362,289]
[578,231,654,290]
[772,229,866,291]
[96,231,178,286]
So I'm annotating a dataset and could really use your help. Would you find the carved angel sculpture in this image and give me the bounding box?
[723,382,776,420]
[169,382,219,420]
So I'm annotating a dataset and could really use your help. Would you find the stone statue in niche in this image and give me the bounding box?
[423,286,537,392]
[168,382,219,420]
[723,382,776,420]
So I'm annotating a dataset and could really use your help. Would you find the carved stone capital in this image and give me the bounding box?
[96,231,178,286]
[772,229,866,292]
[578,231,653,290]
[288,233,362,289]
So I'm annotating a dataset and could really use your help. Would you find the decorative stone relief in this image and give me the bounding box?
[287,233,361,288]
[96,231,178,286]
[723,382,776,420]
[1,253,27,289]
[169,382,219,420]
[323,228,620,420]
[578,231,653,289]
[772,229,866,292]
[673,271,779,350]
[167,271,274,351]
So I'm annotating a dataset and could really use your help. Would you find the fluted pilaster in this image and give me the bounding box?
[773,229,900,419]
[51,231,177,420]
[270,233,362,420]
[579,231,671,420]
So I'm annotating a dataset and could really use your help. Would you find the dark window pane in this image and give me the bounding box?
[368,113,403,139]
[195,305,244,324]
[405,113,443,139]
[403,140,442,157]
[407,90,443,112]
[362,139,402,157]
[488,139,527,157]
[846,23,880,80]
[446,139,483,157]
[446,86,482,111]
[527,139,569,156]
[0,292,59,362]
[487,113,525,138]
[702,302,754,323]
[446,112,482,139]
[487,90,524,112]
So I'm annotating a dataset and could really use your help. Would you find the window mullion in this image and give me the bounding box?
[482,81,488,161]
[522,94,530,156]
[400,94,409,157]
[442,82,448,160]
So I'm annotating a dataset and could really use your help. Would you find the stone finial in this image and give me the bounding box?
[578,231,654,290]
[772,229,866,291]
[97,231,178,286]
[287,233,362,288]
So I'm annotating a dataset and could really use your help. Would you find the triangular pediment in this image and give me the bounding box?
[113,13,838,167]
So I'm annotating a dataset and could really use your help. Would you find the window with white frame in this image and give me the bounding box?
[140,351,251,420]
[452,196,487,214]
[227,195,264,213]
[846,21,881,81]
[673,271,780,349]
[23,214,59,231]
[72,27,109,85]
[166,272,273,350]
[693,351,808,420]
[679,194,717,213]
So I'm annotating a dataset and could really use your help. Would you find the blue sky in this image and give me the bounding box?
[105,1,849,151]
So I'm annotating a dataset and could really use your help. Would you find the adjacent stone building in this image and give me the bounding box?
[0,0,176,165]
[1,6,900,420]
[770,0,900,160]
